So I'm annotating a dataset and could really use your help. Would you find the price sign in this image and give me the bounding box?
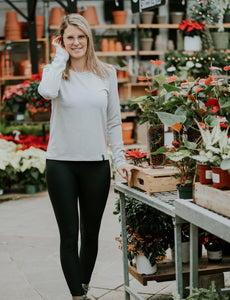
[131,0,166,13]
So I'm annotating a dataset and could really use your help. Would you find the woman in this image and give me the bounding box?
[38,14,138,300]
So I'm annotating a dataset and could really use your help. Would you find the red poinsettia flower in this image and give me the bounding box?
[150,59,164,67]
[178,20,205,32]
[205,98,220,113]
[125,149,147,160]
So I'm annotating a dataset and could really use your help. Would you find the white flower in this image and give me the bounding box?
[167,66,176,72]
[186,61,194,68]
[195,63,202,68]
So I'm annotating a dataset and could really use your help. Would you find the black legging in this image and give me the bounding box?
[46,159,111,296]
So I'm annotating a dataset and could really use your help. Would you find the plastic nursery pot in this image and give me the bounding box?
[112,10,127,25]
[176,184,193,199]
[25,185,37,194]
[197,164,212,184]
[211,167,230,189]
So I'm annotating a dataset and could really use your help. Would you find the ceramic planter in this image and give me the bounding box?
[140,38,154,51]
[198,164,212,184]
[212,32,229,50]
[184,36,202,52]
[135,254,157,275]
[211,167,230,189]
[140,11,154,24]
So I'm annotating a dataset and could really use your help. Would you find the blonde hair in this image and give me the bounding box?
[59,14,110,80]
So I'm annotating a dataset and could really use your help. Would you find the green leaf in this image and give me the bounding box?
[156,112,186,127]
[163,83,181,92]
[154,74,166,85]
[183,139,197,150]
[130,96,147,103]
[152,146,168,155]
[220,159,230,170]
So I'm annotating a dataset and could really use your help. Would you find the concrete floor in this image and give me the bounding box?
[0,181,229,300]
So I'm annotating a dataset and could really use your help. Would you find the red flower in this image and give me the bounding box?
[166,75,177,83]
[150,59,164,67]
[172,140,181,147]
[125,149,147,160]
[205,98,220,113]
[205,76,213,85]
[224,66,230,71]
[178,20,205,32]
[198,122,208,130]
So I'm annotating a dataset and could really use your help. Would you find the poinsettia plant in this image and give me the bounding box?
[178,19,205,37]
[125,149,148,166]
[2,73,51,119]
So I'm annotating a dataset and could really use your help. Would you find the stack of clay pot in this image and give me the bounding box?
[36,15,44,39]
[5,11,22,40]
[49,7,64,27]
[0,50,14,77]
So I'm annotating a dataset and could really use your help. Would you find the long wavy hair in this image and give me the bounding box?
[59,14,110,80]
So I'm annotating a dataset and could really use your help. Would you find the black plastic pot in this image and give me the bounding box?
[176,184,193,199]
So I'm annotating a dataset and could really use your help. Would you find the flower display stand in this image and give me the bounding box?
[193,182,230,219]
[128,166,180,195]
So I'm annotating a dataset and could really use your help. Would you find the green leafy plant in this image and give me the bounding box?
[171,281,230,299]
[114,195,173,266]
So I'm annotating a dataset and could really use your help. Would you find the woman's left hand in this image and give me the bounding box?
[117,163,140,186]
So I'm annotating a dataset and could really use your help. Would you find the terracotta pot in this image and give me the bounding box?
[211,167,230,189]
[50,35,57,54]
[36,15,44,38]
[49,7,63,26]
[108,39,115,51]
[101,38,109,52]
[117,70,125,79]
[5,11,18,24]
[115,41,123,51]
[122,122,134,141]
[112,10,127,25]
[81,6,99,25]
[18,60,32,76]
[0,51,14,77]
[198,164,212,184]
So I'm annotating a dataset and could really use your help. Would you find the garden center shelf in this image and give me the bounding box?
[129,256,230,286]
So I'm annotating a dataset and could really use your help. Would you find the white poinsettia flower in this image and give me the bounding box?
[186,61,194,68]
[0,139,17,152]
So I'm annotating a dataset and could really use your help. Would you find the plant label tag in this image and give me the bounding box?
[205,170,212,179]
[212,173,220,183]
[131,0,166,13]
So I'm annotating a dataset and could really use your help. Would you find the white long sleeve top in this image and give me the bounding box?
[38,45,126,169]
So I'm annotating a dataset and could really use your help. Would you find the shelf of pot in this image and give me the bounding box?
[121,111,136,120]
[129,256,230,286]
[137,23,230,29]
[0,75,32,81]
[95,51,137,56]
[49,24,137,31]
[138,50,165,56]
[0,38,48,44]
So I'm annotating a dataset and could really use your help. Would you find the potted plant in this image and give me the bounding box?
[139,28,154,51]
[211,0,229,50]
[117,30,134,51]
[131,59,167,166]
[178,19,205,51]
[114,195,173,274]
[172,281,230,299]
[16,146,46,193]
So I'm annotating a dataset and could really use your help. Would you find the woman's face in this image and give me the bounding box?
[62,25,88,59]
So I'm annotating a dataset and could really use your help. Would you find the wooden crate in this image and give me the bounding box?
[129,166,180,195]
[194,182,230,219]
